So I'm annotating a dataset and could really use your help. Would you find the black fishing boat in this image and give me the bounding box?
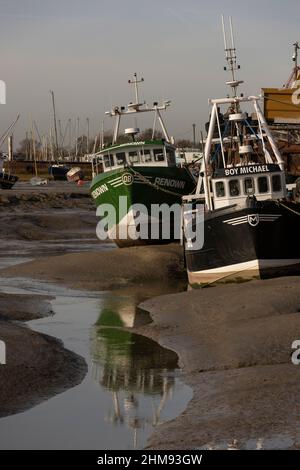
[182,17,300,285]
[0,155,18,189]
[0,171,18,189]
[48,164,70,180]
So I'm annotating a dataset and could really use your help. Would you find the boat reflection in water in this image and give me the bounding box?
[91,293,179,448]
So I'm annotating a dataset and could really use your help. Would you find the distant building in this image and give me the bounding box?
[176,148,203,165]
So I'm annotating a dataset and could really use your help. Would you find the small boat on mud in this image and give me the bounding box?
[0,156,18,189]
[48,163,70,181]
[67,166,84,182]
[182,17,300,285]
[0,172,18,189]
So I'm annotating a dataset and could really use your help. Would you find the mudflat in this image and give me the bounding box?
[0,245,186,290]
[0,293,87,418]
[1,184,300,449]
[137,276,300,449]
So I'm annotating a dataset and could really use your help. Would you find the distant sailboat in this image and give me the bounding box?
[0,116,19,189]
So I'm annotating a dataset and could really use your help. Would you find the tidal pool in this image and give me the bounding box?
[0,278,192,450]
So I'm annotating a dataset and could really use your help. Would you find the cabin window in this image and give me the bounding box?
[116,152,126,166]
[244,177,254,195]
[153,148,165,162]
[229,179,240,197]
[166,149,176,166]
[95,160,104,174]
[129,151,140,164]
[258,176,269,193]
[103,155,113,168]
[215,181,225,197]
[142,149,152,163]
[272,174,282,192]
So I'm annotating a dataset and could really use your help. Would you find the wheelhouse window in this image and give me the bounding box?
[244,177,254,195]
[272,174,282,192]
[215,181,225,197]
[129,151,140,164]
[142,149,152,163]
[153,148,165,162]
[116,152,126,166]
[103,155,114,168]
[166,149,176,166]
[229,179,240,197]
[95,160,104,173]
[258,176,269,193]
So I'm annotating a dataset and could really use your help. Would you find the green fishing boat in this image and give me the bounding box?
[90,75,196,247]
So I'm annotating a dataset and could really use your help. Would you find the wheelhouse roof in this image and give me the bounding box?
[98,139,173,154]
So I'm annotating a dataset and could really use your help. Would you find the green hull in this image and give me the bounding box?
[90,166,196,246]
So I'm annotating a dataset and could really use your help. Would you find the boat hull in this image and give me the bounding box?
[48,165,69,181]
[0,172,18,189]
[90,166,196,247]
[67,167,84,182]
[184,200,300,285]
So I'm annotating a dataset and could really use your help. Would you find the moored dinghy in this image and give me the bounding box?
[0,155,18,189]
[67,166,84,182]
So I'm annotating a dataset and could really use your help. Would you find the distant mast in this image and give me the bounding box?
[284,41,300,88]
[50,90,59,160]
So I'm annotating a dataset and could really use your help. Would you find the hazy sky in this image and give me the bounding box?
[0,0,299,148]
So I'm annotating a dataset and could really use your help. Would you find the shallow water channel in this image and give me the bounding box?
[0,265,192,449]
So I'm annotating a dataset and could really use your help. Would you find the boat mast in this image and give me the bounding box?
[128,73,144,106]
[50,90,59,161]
[292,41,300,83]
[75,117,79,157]
[68,118,72,158]
[284,41,300,88]
[86,117,90,154]
[106,74,172,145]
[101,120,104,149]
[31,118,38,177]
[199,16,286,208]
[200,17,243,206]
[222,15,243,104]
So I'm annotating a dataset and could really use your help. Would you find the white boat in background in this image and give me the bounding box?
[67,166,84,182]
[30,177,48,186]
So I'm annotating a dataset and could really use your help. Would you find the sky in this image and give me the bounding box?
[0,0,300,149]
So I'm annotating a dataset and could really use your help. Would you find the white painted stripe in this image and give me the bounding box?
[230,221,249,225]
[223,216,248,224]
[109,175,123,183]
[223,214,282,225]
[109,175,152,187]
[190,259,300,275]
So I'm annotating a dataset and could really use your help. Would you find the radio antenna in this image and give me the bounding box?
[221,15,243,99]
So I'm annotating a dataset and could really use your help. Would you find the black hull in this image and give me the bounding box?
[114,238,177,248]
[0,173,18,189]
[49,166,69,181]
[185,200,300,284]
